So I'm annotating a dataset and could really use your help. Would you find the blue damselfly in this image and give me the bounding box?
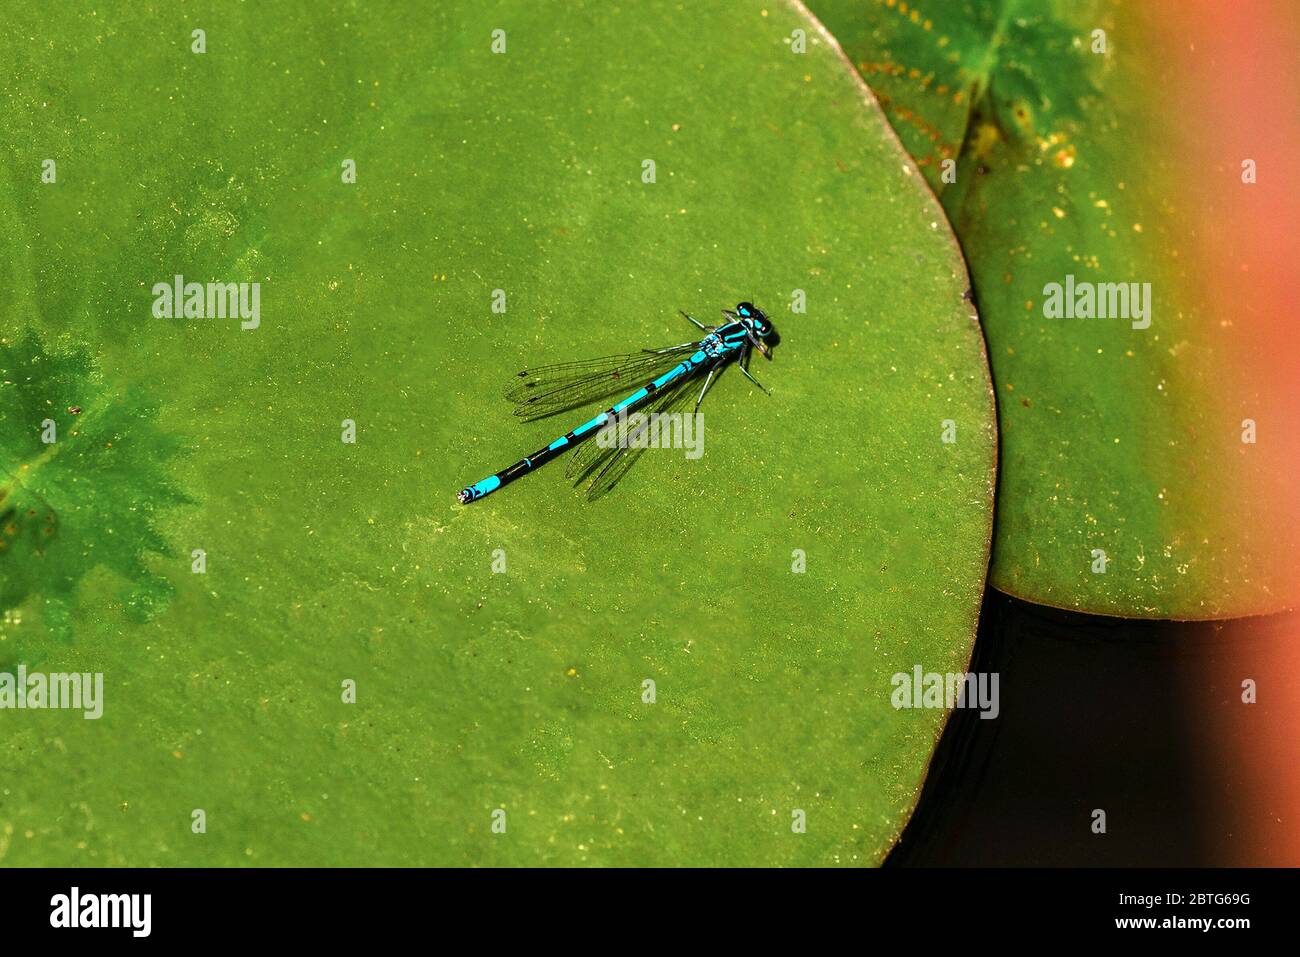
[457,302,778,503]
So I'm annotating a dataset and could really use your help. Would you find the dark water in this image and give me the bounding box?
[887,587,1299,866]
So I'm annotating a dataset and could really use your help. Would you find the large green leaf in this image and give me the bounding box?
[0,0,994,865]
[810,0,1300,617]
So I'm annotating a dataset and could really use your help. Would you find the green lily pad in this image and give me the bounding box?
[0,0,993,865]
[810,0,1300,617]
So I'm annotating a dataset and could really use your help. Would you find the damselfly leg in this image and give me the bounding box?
[737,345,770,395]
[679,310,717,334]
[695,360,723,412]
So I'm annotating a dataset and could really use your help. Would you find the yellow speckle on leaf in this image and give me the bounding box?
[970,121,1000,159]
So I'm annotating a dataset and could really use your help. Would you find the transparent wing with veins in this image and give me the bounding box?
[504,343,699,422]
[567,361,714,501]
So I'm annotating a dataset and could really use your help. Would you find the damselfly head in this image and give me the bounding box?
[734,302,772,336]
[734,301,776,357]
